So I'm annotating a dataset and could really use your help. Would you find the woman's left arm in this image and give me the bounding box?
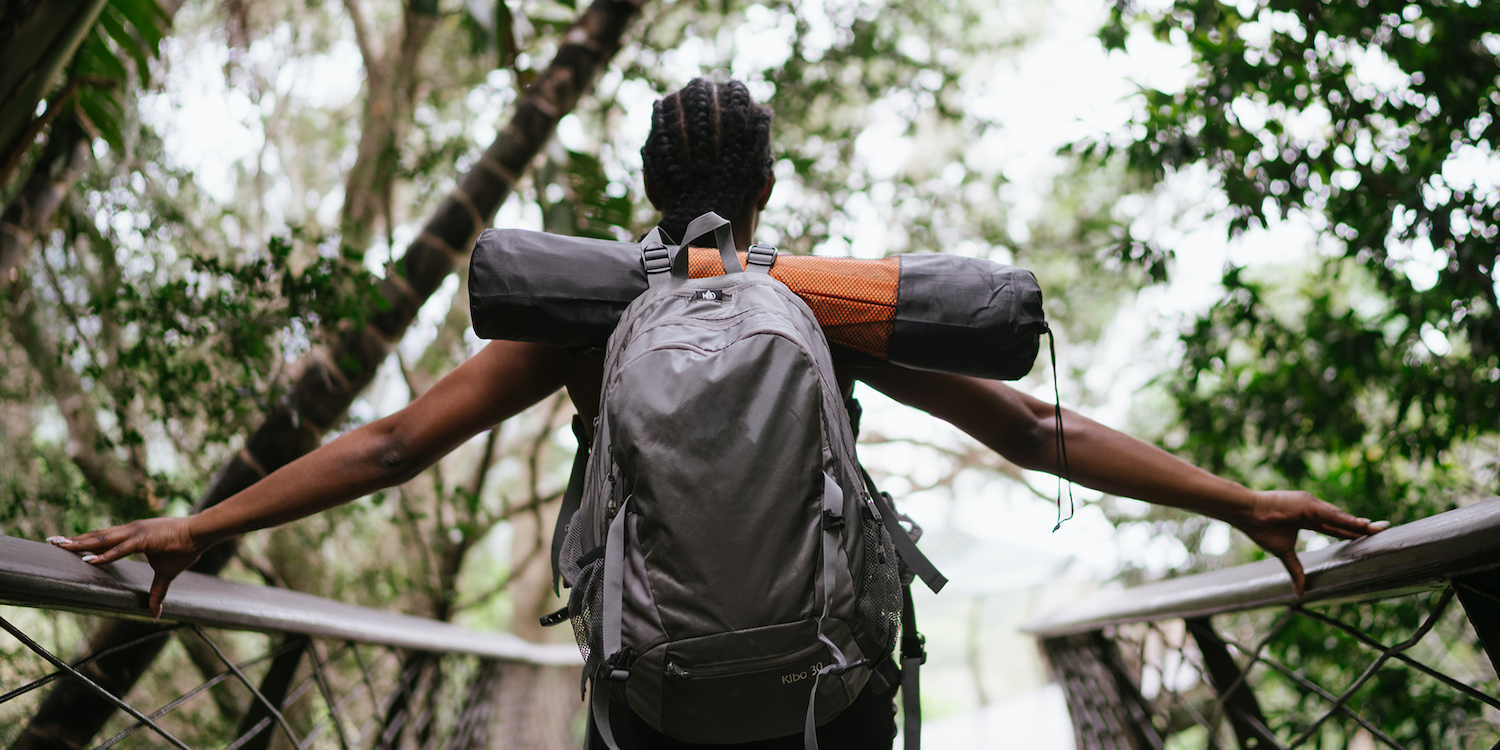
[856,368,1388,596]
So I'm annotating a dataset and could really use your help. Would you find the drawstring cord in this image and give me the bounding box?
[1046,323,1075,532]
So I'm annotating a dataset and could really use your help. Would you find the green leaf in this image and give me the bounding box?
[77,87,124,150]
[109,0,167,53]
[100,6,151,87]
[76,26,127,82]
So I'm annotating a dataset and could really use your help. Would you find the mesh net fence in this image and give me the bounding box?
[0,605,519,750]
[1043,585,1500,750]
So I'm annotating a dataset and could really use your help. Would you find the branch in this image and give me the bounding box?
[0,115,91,282]
[5,276,148,509]
[0,76,107,188]
[340,0,379,69]
[449,526,547,615]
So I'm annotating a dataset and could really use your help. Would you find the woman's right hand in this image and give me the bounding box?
[49,517,207,620]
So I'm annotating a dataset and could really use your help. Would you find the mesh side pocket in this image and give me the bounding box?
[852,517,902,657]
[568,557,606,676]
[559,507,587,586]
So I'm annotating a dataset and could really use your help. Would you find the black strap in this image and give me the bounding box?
[590,676,621,750]
[861,468,947,594]
[551,415,591,596]
[899,584,924,750]
[1045,322,1076,532]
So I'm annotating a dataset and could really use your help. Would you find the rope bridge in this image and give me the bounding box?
[1025,498,1500,750]
[0,535,580,749]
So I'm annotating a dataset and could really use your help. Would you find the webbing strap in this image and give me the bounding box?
[550,415,591,597]
[675,212,742,280]
[862,472,947,594]
[900,585,925,750]
[587,495,632,750]
[590,678,621,750]
[602,498,629,664]
[805,473,850,750]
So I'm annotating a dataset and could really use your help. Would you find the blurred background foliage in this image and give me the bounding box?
[1088,1,1500,746]
[0,0,1497,746]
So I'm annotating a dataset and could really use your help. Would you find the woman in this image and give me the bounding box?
[51,78,1387,748]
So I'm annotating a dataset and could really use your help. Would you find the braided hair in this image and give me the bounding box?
[641,78,774,243]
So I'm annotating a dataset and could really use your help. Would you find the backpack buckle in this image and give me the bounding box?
[643,247,671,276]
[821,508,845,531]
[746,243,777,270]
[604,647,636,681]
[902,633,927,665]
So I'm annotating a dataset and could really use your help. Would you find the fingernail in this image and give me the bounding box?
[81,554,98,563]
[47,536,69,545]
[1357,518,1370,524]
[1370,520,1391,530]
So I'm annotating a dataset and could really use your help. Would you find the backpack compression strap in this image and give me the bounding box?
[860,467,945,750]
[804,472,859,750]
[590,495,633,750]
[861,468,947,594]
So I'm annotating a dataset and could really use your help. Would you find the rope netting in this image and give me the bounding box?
[0,605,508,750]
[1043,585,1500,750]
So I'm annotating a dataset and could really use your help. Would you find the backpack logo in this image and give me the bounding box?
[781,661,825,685]
[691,289,729,302]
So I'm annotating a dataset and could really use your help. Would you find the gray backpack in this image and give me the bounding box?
[546,213,946,749]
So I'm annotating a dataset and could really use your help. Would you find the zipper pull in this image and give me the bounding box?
[666,661,689,679]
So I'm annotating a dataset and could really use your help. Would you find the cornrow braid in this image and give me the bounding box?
[642,78,774,243]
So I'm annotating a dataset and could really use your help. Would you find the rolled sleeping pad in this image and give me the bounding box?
[468,228,1047,381]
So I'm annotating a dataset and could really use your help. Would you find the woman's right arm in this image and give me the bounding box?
[51,340,574,617]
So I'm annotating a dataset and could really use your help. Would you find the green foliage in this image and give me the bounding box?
[72,0,168,152]
[1092,1,1500,743]
[1091,0,1500,518]
[12,122,379,517]
[536,150,634,240]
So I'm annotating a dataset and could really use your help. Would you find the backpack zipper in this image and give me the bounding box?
[663,639,827,681]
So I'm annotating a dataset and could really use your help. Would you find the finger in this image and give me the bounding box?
[52,529,119,551]
[1319,508,1389,535]
[1314,524,1365,540]
[86,540,137,565]
[1279,550,1306,599]
[149,572,172,621]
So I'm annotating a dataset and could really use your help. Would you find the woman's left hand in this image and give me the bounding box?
[1226,490,1389,597]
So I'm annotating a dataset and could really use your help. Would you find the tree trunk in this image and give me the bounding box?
[0,115,89,284]
[12,2,648,747]
[7,619,174,750]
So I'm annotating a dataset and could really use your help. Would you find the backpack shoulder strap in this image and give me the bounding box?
[549,414,591,597]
